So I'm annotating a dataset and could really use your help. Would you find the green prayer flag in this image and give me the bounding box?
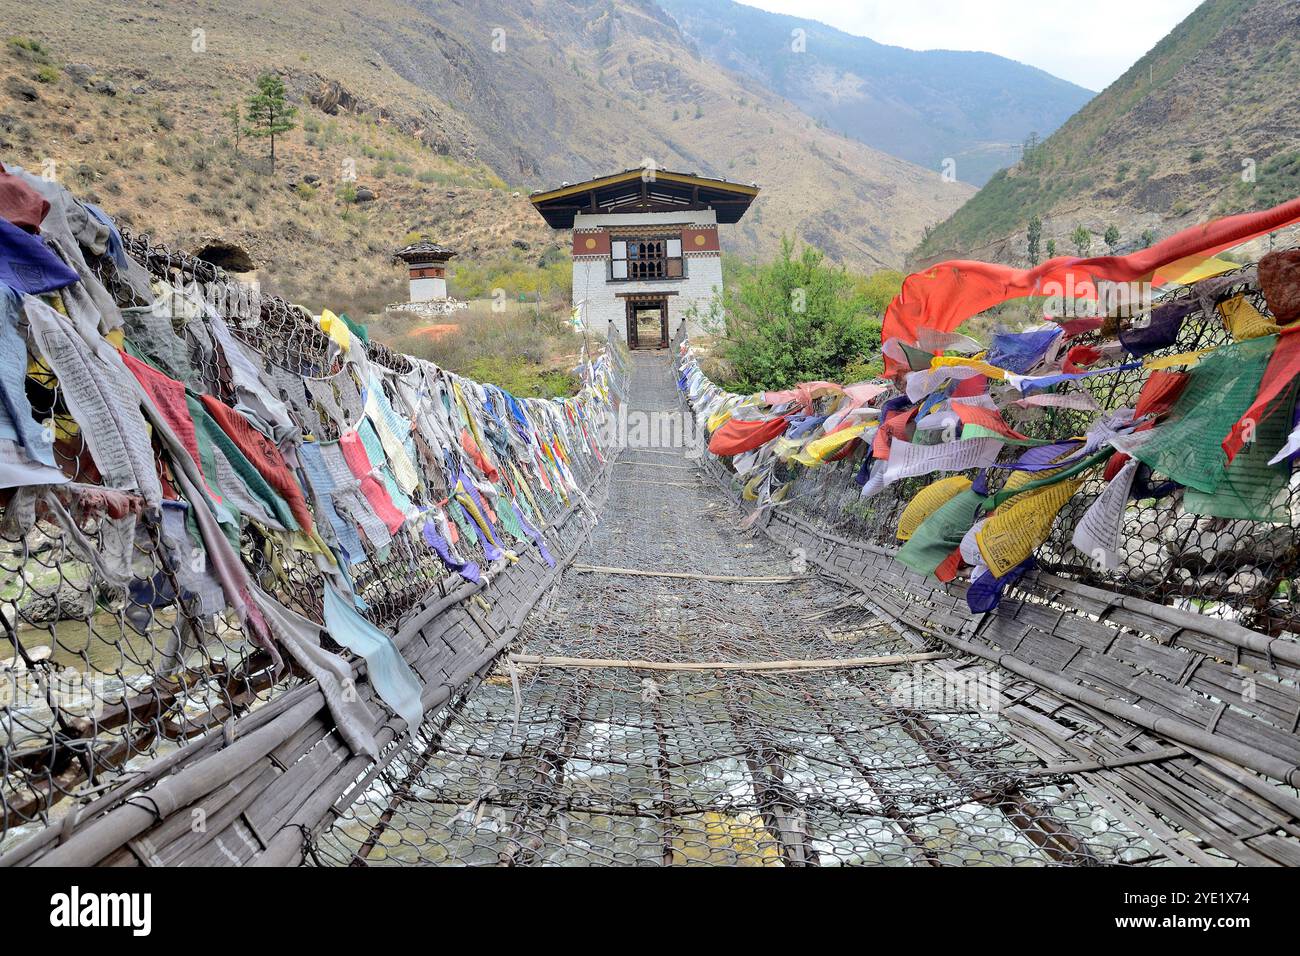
[896,487,986,576]
[900,343,935,370]
[1184,379,1298,523]
[961,423,1054,447]
[1127,335,1276,494]
[188,396,300,533]
[339,312,369,343]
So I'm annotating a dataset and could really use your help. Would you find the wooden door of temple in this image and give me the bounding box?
[626,298,669,349]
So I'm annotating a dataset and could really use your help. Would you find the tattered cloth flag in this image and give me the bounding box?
[0,216,79,293]
[967,557,1035,614]
[1120,298,1197,357]
[976,466,1086,578]
[1222,332,1300,463]
[323,584,425,733]
[987,326,1061,374]
[882,195,1300,375]
[708,414,790,457]
[1187,347,1300,523]
[896,475,972,541]
[1115,335,1275,494]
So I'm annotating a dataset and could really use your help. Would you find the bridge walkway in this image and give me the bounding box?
[311,352,1147,866]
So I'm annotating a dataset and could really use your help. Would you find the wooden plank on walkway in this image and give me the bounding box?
[571,564,806,583]
[507,652,951,673]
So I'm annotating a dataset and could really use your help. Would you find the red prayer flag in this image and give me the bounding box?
[707,415,790,457]
[1223,332,1300,463]
[201,394,315,535]
[948,401,1030,442]
[883,196,1300,374]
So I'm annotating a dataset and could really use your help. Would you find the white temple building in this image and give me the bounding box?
[530,170,759,348]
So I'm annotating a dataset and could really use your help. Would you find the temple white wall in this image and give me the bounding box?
[571,210,723,343]
[409,275,448,301]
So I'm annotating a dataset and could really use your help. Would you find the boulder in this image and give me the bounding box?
[19,586,94,624]
[310,79,357,116]
[64,63,93,84]
[354,186,376,203]
[1259,249,1300,325]
[6,78,38,102]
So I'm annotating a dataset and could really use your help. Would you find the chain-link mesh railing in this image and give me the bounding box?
[761,261,1297,639]
[1,215,614,856]
[660,259,1300,866]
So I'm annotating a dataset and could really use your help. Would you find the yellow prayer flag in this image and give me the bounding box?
[707,406,736,433]
[769,436,807,461]
[318,309,352,352]
[1143,348,1214,370]
[1218,294,1281,341]
[976,476,1084,577]
[930,355,1008,380]
[1161,255,1239,286]
[896,475,972,541]
[790,424,866,467]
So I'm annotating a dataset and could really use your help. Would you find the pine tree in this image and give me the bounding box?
[1071,225,1092,256]
[1103,224,1121,255]
[224,102,242,156]
[1022,131,1040,168]
[244,72,297,174]
[1026,214,1042,266]
[1046,238,1057,258]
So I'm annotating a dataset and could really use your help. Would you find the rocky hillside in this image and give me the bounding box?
[914,0,1300,265]
[659,0,1093,187]
[1,0,972,294]
[0,26,554,316]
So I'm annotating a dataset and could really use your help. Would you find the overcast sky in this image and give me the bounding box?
[737,0,1205,90]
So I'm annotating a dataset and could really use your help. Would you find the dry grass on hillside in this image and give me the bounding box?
[382,301,585,399]
[0,33,560,317]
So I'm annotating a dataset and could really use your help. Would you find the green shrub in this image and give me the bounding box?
[854,269,904,315]
[714,237,882,393]
[7,36,50,63]
[1235,150,1300,211]
[841,354,884,382]
[447,255,571,302]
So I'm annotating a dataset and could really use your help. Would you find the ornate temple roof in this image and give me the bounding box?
[530,169,759,229]
[392,237,458,263]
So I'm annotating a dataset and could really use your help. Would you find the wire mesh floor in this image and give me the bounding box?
[312,352,1158,866]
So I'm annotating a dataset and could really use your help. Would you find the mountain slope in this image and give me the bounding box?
[915,0,1300,265]
[658,0,1093,186]
[1,0,972,276]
